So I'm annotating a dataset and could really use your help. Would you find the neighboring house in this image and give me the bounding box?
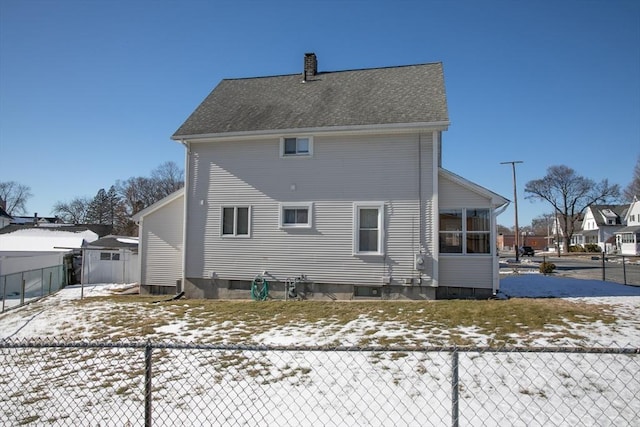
[615,198,640,255]
[575,205,627,253]
[132,189,185,295]
[81,236,139,285]
[11,215,64,225]
[0,206,11,229]
[169,53,508,300]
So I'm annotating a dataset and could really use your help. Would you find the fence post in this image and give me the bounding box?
[602,253,606,281]
[451,348,459,427]
[622,256,627,285]
[21,274,25,306]
[1,276,5,312]
[145,341,153,427]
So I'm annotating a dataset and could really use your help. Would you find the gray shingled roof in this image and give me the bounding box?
[590,204,628,226]
[173,61,449,138]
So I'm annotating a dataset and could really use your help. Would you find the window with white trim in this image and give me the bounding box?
[281,137,313,157]
[353,202,385,255]
[221,206,250,237]
[439,208,491,254]
[280,202,312,228]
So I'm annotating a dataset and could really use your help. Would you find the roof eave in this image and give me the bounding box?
[172,121,450,143]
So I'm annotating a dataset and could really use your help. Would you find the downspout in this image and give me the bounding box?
[417,133,423,285]
[180,139,190,295]
[492,201,510,295]
[431,130,440,288]
[137,217,143,286]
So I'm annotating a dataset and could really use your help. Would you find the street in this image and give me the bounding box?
[501,253,640,286]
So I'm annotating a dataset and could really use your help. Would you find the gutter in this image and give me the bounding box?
[172,121,451,143]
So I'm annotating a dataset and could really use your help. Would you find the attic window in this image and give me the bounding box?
[281,137,313,157]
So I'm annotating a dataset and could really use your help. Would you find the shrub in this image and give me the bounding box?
[569,245,585,252]
[539,261,556,274]
[585,244,601,253]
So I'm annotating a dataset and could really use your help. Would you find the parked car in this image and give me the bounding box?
[520,246,535,256]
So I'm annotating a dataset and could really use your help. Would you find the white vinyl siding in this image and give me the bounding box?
[439,257,493,288]
[185,132,435,285]
[139,193,184,288]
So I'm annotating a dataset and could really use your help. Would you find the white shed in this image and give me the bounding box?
[81,236,139,285]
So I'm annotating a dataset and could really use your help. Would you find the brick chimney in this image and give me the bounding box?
[303,52,317,81]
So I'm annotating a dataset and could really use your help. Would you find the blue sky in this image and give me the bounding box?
[1,0,638,228]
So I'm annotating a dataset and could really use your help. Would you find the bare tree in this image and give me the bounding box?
[52,197,91,224]
[152,161,184,199]
[623,155,640,202]
[524,165,620,253]
[0,181,33,215]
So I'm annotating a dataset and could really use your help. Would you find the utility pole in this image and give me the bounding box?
[501,161,523,262]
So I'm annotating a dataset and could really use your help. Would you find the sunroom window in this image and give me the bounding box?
[439,208,491,254]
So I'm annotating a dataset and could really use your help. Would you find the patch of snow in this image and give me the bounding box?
[116,237,138,244]
[0,228,98,252]
[1,277,638,425]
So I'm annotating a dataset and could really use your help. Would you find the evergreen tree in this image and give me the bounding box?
[86,189,109,224]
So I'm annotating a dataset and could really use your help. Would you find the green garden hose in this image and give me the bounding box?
[251,276,269,301]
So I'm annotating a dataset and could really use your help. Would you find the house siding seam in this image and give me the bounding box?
[184,133,435,288]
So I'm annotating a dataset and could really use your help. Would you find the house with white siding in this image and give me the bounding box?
[170,53,509,300]
[575,204,627,253]
[615,198,640,255]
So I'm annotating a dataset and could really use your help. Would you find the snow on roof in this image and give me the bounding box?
[0,227,99,252]
[116,237,138,245]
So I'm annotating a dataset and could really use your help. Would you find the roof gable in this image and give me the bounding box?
[439,168,509,207]
[589,204,628,226]
[132,188,184,222]
[173,60,449,138]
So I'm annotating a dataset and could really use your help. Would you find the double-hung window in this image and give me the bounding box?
[353,202,385,255]
[280,203,312,228]
[281,137,313,157]
[439,208,491,254]
[222,206,250,237]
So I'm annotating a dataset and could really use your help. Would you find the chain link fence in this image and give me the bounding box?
[0,340,638,426]
[599,255,640,286]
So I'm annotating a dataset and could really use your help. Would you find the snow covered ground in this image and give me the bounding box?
[1,276,639,426]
